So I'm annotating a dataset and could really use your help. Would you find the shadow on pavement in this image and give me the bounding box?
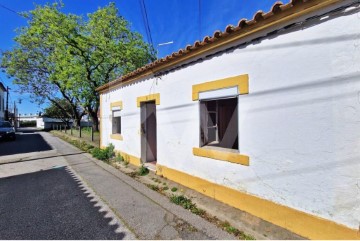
[0,132,53,156]
[0,167,126,239]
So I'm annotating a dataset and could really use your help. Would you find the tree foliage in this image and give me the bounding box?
[1,2,156,130]
[43,98,77,125]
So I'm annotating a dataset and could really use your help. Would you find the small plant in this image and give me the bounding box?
[91,147,106,160]
[122,156,130,166]
[220,221,255,240]
[114,153,123,162]
[171,187,178,192]
[162,186,169,191]
[148,184,159,191]
[104,144,115,160]
[190,207,205,216]
[137,165,149,176]
[170,195,206,216]
[79,141,94,152]
[91,144,115,162]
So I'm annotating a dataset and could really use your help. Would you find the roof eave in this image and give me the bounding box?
[97,0,343,94]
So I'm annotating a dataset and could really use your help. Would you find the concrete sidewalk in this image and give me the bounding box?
[44,132,235,240]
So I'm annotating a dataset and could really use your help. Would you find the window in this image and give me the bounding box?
[200,97,238,150]
[112,110,121,134]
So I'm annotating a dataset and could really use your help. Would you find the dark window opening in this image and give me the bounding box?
[200,97,238,150]
[112,110,121,134]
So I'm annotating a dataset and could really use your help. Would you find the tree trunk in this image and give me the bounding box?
[72,115,82,127]
[71,103,83,128]
[89,110,99,132]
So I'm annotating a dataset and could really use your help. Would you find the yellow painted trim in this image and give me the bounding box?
[155,164,359,240]
[115,150,141,167]
[110,101,123,110]
[110,134,123,141]
[99,95,103,148]
[193,147,249,166]
[192,74,248,101]
[101,145,141,166]
[136,93,160,107]
[98,0,342,94]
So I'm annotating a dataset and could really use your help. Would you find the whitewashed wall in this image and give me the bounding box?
[101,1,360,230]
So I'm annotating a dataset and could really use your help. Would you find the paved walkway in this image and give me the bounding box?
[45,132,234,240]
[0,130,234,239]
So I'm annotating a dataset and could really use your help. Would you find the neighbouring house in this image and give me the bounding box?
[35,116,92,130]
[97,0,360,239]
[0,82,6,121]
[35,117,73,130]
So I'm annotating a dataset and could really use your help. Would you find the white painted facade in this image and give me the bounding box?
[100,1,360,233]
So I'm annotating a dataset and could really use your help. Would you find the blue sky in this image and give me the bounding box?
[0,0,280,115]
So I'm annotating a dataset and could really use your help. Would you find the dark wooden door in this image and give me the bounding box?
[141,101,157,163]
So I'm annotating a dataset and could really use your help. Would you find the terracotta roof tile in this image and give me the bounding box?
[271,1,284,13]
[97,0,341,92]
[185,44,193,51]
[253,10,265,21]
[237,18,248,28]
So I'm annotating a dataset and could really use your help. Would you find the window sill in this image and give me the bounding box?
[110,134,123,141]
[193,147,249,166]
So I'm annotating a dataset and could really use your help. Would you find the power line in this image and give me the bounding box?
[0,4,28,19]
[139,0,154,47]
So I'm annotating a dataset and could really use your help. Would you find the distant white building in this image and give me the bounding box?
[0,82,6,121]
[18,114,38,122]
[36,117,73,129]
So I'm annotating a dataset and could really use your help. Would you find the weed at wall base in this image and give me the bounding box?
[138,165,149,176]
[114,153,123,163]
[91,144,115,162]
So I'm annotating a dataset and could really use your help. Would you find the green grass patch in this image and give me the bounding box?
[91,144,115,162]
[170,194,205,215]
[171,187,178,192]
[220,221,255,240]
[147,184,159,191]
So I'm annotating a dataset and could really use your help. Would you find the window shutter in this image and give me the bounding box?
[200,102,208,146]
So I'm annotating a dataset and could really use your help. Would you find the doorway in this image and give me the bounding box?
[140,101,157,164]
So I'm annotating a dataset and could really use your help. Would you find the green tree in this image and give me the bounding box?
[43,98,81,126]
[1,3,85,127]
[1,2,155,131]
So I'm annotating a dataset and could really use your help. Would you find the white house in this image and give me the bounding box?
[0,82,6,121]
[97,0,360,239]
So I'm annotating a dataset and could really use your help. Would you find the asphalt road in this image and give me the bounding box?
[0,168,126,239]
[0,128,52,156]
[0,129,234,240]
[0,128,134,240]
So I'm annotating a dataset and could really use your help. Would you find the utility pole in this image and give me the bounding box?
[13,101,17,130]
[5,86,10,121]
